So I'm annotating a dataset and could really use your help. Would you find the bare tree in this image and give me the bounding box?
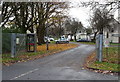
[44,9,68,38]
[1,2,68,44]
[80,1,119,41]
[65,18,83,41]
[35,2,68,44]
[90,8,114,41]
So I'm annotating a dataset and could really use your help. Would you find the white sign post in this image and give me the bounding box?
[104,38,110,48]
[104,38,110,58]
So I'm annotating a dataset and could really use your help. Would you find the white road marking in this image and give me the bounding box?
[10,68,39,80]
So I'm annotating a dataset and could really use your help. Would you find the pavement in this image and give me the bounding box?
[2,43,118,80]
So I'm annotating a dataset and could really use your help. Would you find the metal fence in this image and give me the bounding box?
[16,33,27,55]
[96,34,119,63]
[2,33,27,57]
[2,33,11,53]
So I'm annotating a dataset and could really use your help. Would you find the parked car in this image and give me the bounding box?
[44,37,50,43]
[49,38,54,41]
[76,39,90,42]
[55,38,69,44]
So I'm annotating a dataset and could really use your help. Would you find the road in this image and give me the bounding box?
[2,43,118,80]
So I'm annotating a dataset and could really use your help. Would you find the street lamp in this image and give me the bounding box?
[46,22,49,50]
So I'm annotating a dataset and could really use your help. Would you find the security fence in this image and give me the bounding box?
[2,33,36,57]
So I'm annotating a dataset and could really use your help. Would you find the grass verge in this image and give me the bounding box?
[110,43,120,46]
[88,61,119,72]
[85,47,119,73]
[2,43,78,66]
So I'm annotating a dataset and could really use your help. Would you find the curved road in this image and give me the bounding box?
[3,43,118,80]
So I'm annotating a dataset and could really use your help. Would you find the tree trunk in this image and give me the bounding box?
[70,34,73,41]
[37,27,45,45]
[119,37,120,43]
[74,35,77,41]
[93,31,98,42]
[29,27,34,33]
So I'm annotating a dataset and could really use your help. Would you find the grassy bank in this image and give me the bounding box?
[86,47,120,73]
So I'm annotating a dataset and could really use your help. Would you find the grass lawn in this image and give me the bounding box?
[86,47,120,72]
[110,43,120,46]
[102,47,119,63]
[88,61,119,72]
[70,40,76,42]
[70,40,95,45]
[2,43,78,66]
[50,41,56,44]
[79,42,95,45]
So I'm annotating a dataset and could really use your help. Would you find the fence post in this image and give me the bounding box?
[11,33,16,58]
[34,34,37,52]
[99,34,103,62]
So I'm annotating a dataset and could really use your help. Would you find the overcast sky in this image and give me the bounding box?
[68,0,118,28]
[0,0,118,28]
[68,5,91,27]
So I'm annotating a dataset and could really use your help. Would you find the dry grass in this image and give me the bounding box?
[3,43,78,66]
[37,44,78,51]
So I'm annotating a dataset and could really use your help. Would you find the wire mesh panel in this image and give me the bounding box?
[2,33,27,57]
[103,35,120,64]
[2,33,11,54]
[16,33,27,55]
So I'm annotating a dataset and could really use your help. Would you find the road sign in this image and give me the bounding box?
[104,38,110,47]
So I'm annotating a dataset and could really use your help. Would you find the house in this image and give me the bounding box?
[75,29,91,40]
[103,17,120,43]
[66,28,91,41]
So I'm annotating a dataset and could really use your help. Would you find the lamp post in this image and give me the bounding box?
[46,22,49,50]
[46,5,49,51]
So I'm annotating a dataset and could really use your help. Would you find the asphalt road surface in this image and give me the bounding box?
[3,43,118,80]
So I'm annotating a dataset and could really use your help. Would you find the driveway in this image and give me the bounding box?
[2,43,118,80]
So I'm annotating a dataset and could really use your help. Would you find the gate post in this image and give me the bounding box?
[11,33,16,58]
[99,34,103,62]
[96,34,103,62]
[96,35,100,60]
